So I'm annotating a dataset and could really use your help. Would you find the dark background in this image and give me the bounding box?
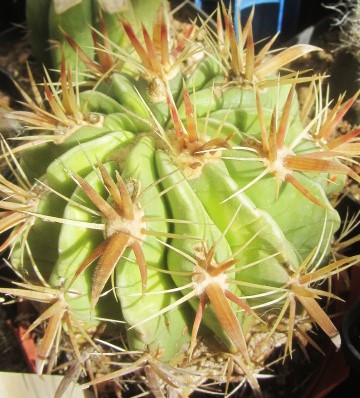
[190,0,337,42]
[0,0,341,42]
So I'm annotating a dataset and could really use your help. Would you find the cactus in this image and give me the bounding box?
[26,0,164,73]
[1,1,360,397]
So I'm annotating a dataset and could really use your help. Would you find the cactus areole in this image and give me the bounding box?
[1,1,360,396]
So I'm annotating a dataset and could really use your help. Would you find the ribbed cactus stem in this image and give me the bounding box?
[0,2,359,397]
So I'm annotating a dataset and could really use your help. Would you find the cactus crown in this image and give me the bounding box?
[1,1,360,397]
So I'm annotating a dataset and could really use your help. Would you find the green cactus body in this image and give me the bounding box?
[2,2,360,396]
[26,0,164,72]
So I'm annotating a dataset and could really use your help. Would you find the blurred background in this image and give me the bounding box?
[0,0,342,43]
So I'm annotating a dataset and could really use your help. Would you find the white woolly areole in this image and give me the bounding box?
[264,146,295,182]
[97,0,128,13]
[174,139,222,180]
[105,205,145,243]
[194,271,228,297]
[54,0,82,14]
